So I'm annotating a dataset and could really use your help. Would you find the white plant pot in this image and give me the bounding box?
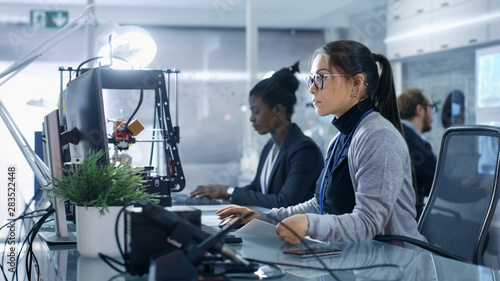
[75,206,124,258]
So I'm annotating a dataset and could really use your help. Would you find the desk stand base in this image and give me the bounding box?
[38,231,77,245]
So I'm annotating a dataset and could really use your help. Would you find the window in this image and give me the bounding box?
[476,45,500,126]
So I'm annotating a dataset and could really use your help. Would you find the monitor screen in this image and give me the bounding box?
[62,68,109,164]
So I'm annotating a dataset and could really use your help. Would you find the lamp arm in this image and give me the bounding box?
[0,5,97,188]
[0,100,50,187]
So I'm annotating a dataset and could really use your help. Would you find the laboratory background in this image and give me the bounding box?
[1,0,500,268]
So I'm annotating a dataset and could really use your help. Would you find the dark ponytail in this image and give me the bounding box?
[316,40,403,136]
[371,53,403,135]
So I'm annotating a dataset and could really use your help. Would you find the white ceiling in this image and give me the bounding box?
[0,0,387,29]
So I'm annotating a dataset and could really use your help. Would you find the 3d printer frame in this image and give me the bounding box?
[59,67,185,206]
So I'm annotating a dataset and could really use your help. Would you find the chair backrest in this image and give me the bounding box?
[418,125,500,264]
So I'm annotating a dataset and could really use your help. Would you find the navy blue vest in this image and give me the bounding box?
[315,99,375,215]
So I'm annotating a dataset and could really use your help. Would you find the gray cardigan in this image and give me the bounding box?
[261,111,425,242]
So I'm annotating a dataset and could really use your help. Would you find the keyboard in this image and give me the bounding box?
[200,224,242,244]
[171,193,222,205]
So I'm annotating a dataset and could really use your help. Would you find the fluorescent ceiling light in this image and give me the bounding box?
[385,12,500,44]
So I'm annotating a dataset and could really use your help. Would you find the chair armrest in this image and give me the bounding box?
[374,234,471,263]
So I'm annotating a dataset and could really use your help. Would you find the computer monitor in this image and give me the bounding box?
[39,109,76,244]
[62,68,109,164]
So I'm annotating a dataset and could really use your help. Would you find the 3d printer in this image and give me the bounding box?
[58,66,185,206]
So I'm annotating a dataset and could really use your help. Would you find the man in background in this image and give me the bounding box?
[398,88,437,219]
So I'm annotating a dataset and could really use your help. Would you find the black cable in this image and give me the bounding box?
[115,204,132,264]
[15,187,45,254]
[15,184,47,242]
[29,209,55,281]
[374,234,469,263]
[20,208,54,281]
[98,253,127,274]
[0,262,8,281]
[0,263,7,281]
[226,259,286,279]
[1,207,50,279]
[13,207,54,281]
[1,210,47,269]
[0,209,49,231]
[26,208,54,281]
[97,202,140,274]
[75,56,133,77]
[2,182,56,281]
[124,89,144,133]
[258,216,341,281]
[246,258,404,281]
[257,216,405,281]
[91,203,402,280]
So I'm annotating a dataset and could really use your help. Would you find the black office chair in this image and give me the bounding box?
[375,125,500,265]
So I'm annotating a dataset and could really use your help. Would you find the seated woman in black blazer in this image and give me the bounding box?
[189,62,324,209]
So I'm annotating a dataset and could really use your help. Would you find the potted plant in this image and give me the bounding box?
[44,149,157,258]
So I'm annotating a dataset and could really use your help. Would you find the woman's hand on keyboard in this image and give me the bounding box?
[216,205,259,225]
[189,184,229,199]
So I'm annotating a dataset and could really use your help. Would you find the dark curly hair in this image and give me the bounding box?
[249,61,300,121]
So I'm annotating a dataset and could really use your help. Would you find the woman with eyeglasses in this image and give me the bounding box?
[189,62,324,209]
[217,40,424,244]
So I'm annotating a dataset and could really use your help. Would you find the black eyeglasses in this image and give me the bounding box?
[426,103,438,113]
[305,73,369,90]
[305,73,351,90]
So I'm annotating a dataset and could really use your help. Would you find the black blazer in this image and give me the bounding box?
[402,123,437,216]
[230,123,324,208]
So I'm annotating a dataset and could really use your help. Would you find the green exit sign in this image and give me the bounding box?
[30,10,69,28]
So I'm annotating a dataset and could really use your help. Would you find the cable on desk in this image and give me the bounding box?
[12,191,55,281]
[252,259,405,281]
[1,186,63,280]
[22,207,54,281]
[98,202,138,274]
[260,216,405,281]
[263,216,342,281]
[0,207,51,281]
[106,273,136,281]
[13,206,54,281]
[0,261,8,281]
[224,259,286,279]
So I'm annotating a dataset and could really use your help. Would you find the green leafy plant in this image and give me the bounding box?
[44,149,157,215]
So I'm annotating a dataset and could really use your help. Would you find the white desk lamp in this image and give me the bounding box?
[96,20,157,69]
[0,4,157,244]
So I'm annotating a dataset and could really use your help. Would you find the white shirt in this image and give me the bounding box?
[260,143,280,194]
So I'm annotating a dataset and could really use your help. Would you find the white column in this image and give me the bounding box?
[246,0,258,91]
[239,0,259,185]
[84,0,95,67]
[393,61,402,96]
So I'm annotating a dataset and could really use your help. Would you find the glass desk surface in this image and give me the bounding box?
[6,204,500,281]
[29,236,500,281]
